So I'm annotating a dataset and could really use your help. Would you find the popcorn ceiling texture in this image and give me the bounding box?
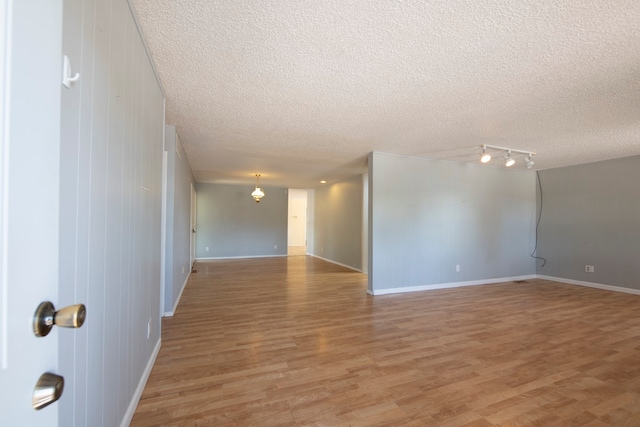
[130,0,640,188]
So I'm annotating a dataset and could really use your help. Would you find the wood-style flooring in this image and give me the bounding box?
[131,256,640,426]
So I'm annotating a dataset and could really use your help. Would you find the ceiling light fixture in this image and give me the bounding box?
[251,174,265,203]
[504,151,515,167]
[480,146,491,163]
[479,145,536,169]
[320,180,327,184]
[525,155,535,169]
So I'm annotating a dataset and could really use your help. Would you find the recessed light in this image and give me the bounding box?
[320,180,327,184]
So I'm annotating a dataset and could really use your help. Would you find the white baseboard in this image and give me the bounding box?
[120,338,161,427]
[196,254,286,260]
[536,275,640,296]
[370,275,537,296]
[309,254,362,272]
[163,272,190,317]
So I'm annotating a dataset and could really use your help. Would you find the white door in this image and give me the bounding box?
[0,0,64,424]
[287,189,307,247]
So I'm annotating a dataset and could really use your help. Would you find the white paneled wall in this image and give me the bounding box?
[58,0,164,426]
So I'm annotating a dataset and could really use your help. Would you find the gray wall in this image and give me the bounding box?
[196,183,288,258]
[537,156,640,290]
[369,152,537,292]
[164,126,195,314]
[58,0,165,425]
[312,175,364,270]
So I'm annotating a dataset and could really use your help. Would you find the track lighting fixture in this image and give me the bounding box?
[251,174,265,203]
[479,145,536,169]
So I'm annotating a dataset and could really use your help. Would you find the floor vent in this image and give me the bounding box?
[513,280,528,283]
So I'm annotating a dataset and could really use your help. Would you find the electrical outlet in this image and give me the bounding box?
[456,264,460,272]
[205,246,209,252]
[147,318,151,339]
[585,265,595,273]
[182,266,185,274]
[321,247,324,252]
[274,245,277,250]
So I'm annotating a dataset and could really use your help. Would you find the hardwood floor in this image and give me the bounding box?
[131,257,640,426]
[288,246,307,256]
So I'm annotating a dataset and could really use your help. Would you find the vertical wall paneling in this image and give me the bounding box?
[190,183,197,267]
[163,127,175,314]
[170,131,194,313]
[0,0,9,370]
[162,125,195,316]
[59,0,165,425]
[361,173,369,274]
[160,150,167,317]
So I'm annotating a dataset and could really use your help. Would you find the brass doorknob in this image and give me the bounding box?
[33,301,86,337]
[33,372,64,410]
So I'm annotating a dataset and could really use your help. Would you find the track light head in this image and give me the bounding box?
[504,151,515,167]
[525,155,535,169]
[480,146,491,163]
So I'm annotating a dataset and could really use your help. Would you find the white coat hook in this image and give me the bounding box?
[62,55,80,88]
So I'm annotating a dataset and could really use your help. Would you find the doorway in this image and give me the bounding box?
[287,189,307,256]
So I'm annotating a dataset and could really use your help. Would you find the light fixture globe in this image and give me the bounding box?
[251,188,264,202]
[251,174,265,203]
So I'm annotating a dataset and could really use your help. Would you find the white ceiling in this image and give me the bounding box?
[130,0,640,189]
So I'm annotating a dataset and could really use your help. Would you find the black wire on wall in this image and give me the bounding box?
[531,171,547,267]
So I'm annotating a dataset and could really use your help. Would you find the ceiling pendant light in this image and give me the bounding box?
[251,174,265,203]
[504,151,515,167]
[480,145,491,163]
[525,154,535,169]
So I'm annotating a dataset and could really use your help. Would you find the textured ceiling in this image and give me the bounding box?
[130,0,640,188]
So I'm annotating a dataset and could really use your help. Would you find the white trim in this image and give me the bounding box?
[119,338,161,427]
[370,275,537,296]
[309,254,362,272]
[0,0,10,370]
[536,275,640,296]
[196,254,286,260]
[163,272,190,317]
